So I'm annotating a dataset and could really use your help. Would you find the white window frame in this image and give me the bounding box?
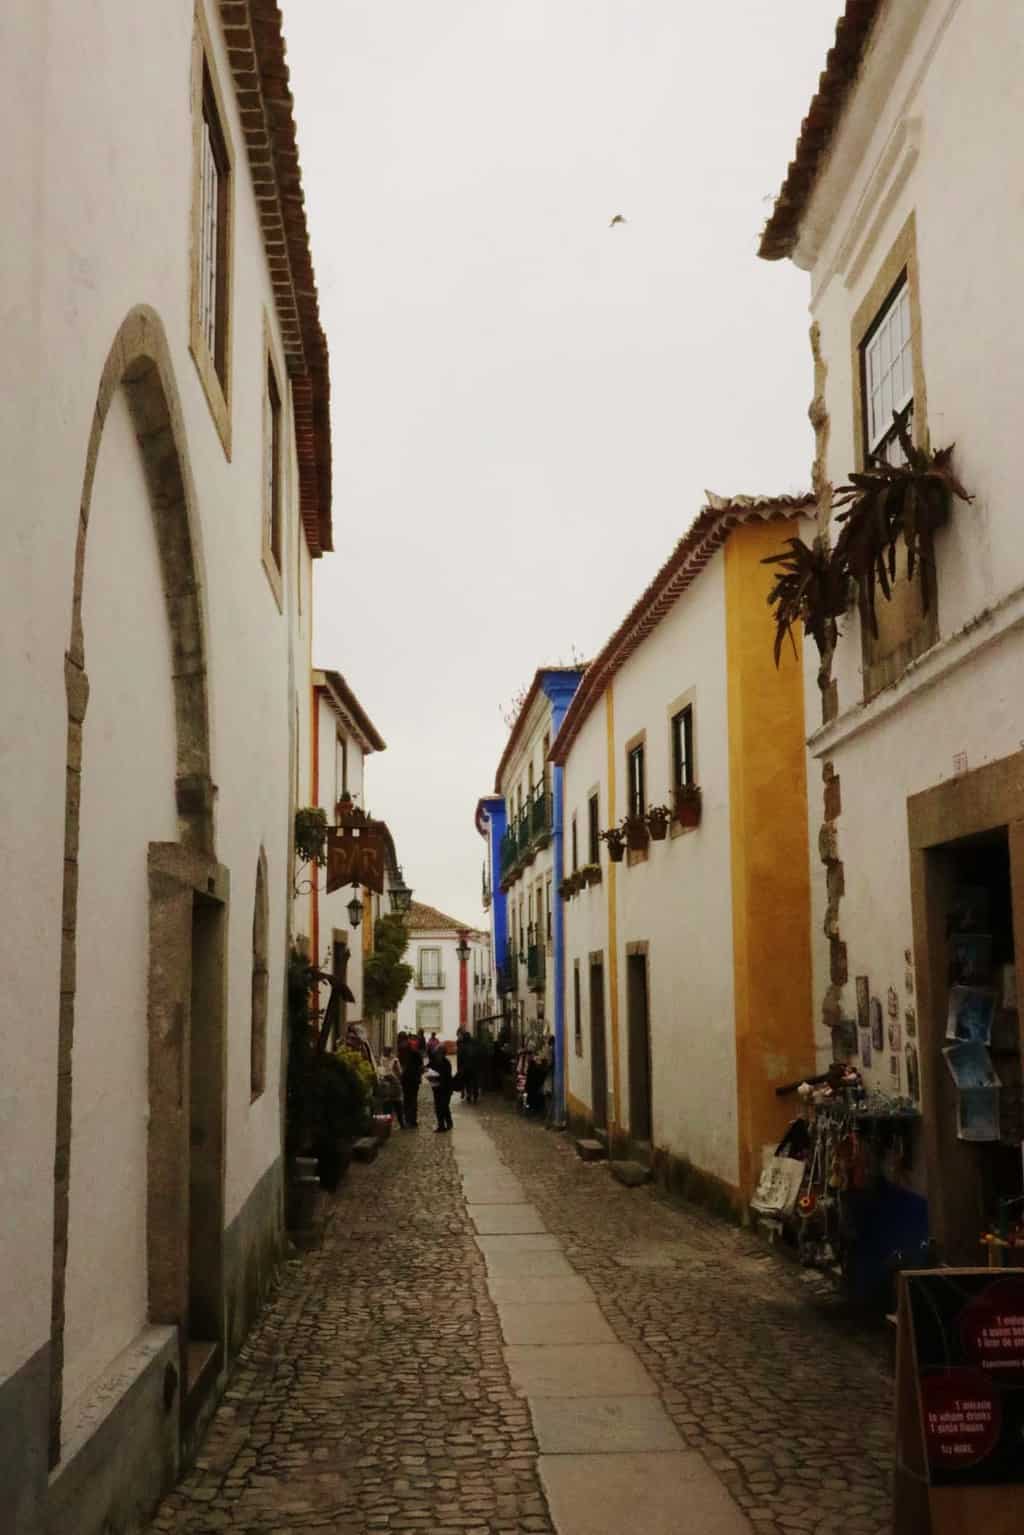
[864,279,912,457]
[418,946,442,988]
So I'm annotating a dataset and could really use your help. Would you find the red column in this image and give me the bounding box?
[457,930,469,1030]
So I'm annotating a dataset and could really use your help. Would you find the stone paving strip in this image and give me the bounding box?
[481,1106,893,1535]
[456,1118,754,1535]
[148,1100,556,1535]
[148,1098,890,1535]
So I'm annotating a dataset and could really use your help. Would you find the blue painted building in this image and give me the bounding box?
[475,666,585,1121]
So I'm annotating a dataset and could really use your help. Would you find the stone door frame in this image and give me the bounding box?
[50,306,216,1465]
[908,747,1024,1262]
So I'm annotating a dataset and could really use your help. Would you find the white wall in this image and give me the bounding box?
[315,691,367,1017]
[397,930,484,1044]
[798,0,1024,1094]
[564,557,740,1187]
[62,394,180,1414]
[0,0,321,1401]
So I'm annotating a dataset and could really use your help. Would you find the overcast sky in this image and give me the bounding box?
[282,0,838,926]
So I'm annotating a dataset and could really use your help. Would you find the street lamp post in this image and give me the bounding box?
[389,867,413,915]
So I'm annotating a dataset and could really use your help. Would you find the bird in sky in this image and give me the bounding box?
[608,213,628,228]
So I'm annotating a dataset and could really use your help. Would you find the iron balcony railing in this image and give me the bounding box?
[530,790,552,843]
[416,972,446,990]
[499,790,553,884]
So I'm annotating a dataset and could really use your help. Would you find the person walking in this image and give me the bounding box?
[380,1045,405,1128]
[427,1047,454,1132]
[462,1034,481,1105]
[399,1031,423,1128]
[456,1028,471,1101]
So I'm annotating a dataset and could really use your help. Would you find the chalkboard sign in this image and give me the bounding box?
[894,1268,1024,1533]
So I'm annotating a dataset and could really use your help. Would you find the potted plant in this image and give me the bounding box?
[624,815,649,852]
[294,807,328,868]
[582,862,602,887]
[673,783,702,829]
[309,1046,374,1190]
[600,826,626,863]
[646,805,672,842]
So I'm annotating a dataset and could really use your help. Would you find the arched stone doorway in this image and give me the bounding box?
[50,307,225,1467]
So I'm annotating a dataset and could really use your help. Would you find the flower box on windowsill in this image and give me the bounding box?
[601,828,626,863]
[646,806,672,842]
[673,784,702,829]
[581,863,602,887]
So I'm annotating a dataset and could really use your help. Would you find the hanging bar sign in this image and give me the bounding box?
[326,823,386,894]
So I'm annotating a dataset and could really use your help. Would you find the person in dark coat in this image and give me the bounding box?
[456,1028,471,1100]
[399,1032,423,1128]
[462,1034,481,1105]
[427,1047,454,1132]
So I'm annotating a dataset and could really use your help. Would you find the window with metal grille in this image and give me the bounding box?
[671,706,694,789]
[628,744,646,819]
[587,793,600,863]
[198,66,230,385]
[863,277,912,465]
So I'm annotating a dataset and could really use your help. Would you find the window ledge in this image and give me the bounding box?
[808,580,1024,761]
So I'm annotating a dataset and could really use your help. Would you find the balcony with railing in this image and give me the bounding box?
[498,790,553,888]
[526,940,546,991]
[416,970,447,990]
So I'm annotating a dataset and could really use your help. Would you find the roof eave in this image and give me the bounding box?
[549,494,815,767]
[757,0,884,264]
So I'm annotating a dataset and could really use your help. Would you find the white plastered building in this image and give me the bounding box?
[760,0,1024,1260]
[0,5,333,1530]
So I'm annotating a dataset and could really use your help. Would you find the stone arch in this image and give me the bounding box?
[50,306,215,1465]
[251,849,269,1098]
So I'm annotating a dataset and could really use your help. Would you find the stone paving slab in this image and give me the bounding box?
[505,1343,657,1398]
[497,1302,616,1346]
[476,1232,563,1254]
[530,1394,683,1454]
[540,1451,753,1535]
[483,1248,577,1278]
[486,1274,596,1307]
[470,1203,548,1234]
[461,1182,530,1203]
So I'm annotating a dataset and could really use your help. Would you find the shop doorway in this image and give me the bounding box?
[589,955,608,1132]
[626,947,652,1148]
[187,890,226,1399]
[909,756,1024,1266]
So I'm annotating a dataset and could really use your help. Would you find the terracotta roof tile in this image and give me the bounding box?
[758,0,883,262]
[405,901,477,934]
[218,2,332,552]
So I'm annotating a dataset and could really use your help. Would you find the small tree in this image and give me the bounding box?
[363,913,414,1023]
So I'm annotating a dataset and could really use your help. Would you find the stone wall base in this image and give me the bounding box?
[1,1341,50,1535]
[182,1154,286,1466]
[650,1146,744,1224]
[45,1326,179,1535]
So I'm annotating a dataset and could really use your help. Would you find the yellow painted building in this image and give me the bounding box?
[552,494,817,1207]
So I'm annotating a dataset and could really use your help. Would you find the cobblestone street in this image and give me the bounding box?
[150,1099,892,1535]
